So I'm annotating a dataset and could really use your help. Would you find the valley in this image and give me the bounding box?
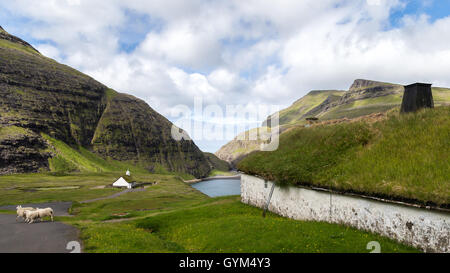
[0,25,447,254]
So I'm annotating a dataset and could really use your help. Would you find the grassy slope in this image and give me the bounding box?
[42,133,198,181]
[204,152,231,173]
[434,87,450,105]
[42,134,148,174]
[0,39,40,56]
[0,126,35,140]
[238,106,450,205]
[276,90,345,125]
[319,93,402,121]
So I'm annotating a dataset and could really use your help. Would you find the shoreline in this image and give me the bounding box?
[184,174,241,184]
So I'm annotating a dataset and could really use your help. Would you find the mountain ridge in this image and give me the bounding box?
[0,27,211,177]
[216,79,450,164]
[0,26,40,54]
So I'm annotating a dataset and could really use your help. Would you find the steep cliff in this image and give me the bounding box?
[91,91,210,178]
[0,27,210,177]
[0,126,52,174]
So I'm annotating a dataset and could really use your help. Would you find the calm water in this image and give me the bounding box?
[191,178,241,197]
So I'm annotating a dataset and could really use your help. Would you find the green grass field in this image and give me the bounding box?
[238,106,450,206]
[0,171,419,253]
[79,198,418,253]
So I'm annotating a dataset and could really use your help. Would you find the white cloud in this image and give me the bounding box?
[138,22,222,70]
[35,44,61,60]
[1,0,450,151]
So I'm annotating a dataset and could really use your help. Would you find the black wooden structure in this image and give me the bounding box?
[400,83,434,113]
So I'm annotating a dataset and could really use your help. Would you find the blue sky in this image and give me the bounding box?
[0,0,450,152]
[389,0,450,26]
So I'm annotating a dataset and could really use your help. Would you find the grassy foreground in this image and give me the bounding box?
[80,199,418,253]
[0,172,419,253]
[238,106,450,206]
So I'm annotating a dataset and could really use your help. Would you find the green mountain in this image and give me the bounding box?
[264,89,345,126]
[266,79,450,127]
[238,106,450,206]
[214,127,272,166]
[0,27,210,178]
[217,79,450,164]
[203,152,231,172]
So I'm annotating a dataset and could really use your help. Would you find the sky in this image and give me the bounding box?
[1,0,450,152]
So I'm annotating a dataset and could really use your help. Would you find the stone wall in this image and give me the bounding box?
[241,174,450,253]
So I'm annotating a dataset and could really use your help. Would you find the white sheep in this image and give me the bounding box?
[24,210,41,224]
[37,207,54,222]
[25,207,54,224]
[16,205,36,222]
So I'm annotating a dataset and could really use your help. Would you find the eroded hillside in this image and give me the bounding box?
[0,27,210,177]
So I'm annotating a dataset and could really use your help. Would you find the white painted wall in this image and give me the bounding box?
[241,174,450,253]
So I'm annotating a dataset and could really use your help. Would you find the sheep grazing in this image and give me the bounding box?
[16,205,36,222]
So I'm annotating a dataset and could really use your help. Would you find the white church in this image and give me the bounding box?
[112,170,135,189]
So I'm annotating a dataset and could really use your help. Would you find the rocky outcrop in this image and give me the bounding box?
[302,94,343,119]
[349,79,383,90]
[0,126,52,174]
[0,27,211,178]
[342,79,402,103]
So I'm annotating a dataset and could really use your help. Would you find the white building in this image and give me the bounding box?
[113,177,133,189]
